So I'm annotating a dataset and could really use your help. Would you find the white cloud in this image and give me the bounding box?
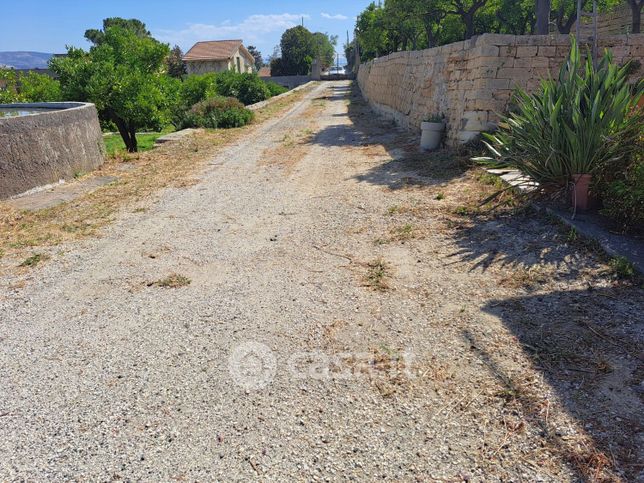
[321,13,348,21]
[154,13,310,50]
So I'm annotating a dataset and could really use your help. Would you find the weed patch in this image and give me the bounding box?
[364,258,391,291]
[19,253,49,268]
[150,273,191,288]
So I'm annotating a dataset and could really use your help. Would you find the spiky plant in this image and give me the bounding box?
[477,38,643,193]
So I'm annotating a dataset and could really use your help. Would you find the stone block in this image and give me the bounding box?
[538,46,557,57]
[469,44,500,58]
[516,46,539,57]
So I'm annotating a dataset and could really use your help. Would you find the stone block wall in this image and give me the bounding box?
[575,3,643,37]
[357,33,644,145]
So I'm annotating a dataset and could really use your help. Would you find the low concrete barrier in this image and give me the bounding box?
[0,102,105,199]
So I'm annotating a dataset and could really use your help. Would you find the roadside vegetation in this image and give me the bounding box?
[352,0,635,63]
[477,40,643,233]
[103,127,175,157]
[0,84,313,272]
[270,26,338,75]
[0,17,290,154]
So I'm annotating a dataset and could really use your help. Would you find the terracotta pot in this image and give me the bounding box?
[571,174,592,211]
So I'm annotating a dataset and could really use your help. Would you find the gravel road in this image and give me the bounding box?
[1,81,642,481]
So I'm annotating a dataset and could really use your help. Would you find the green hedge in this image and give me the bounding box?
[180,96,254,129]
[171,71,288,128]
[265,81,288,97]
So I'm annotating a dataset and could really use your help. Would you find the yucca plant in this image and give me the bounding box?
[477,38,643,195]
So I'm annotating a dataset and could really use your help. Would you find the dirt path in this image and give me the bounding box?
[1,81,642,481]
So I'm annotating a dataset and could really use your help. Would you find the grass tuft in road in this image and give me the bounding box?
[364,258,391,291]
[19,253,49,268]
[150,273,191,289]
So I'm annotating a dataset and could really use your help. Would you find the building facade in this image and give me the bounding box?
[183,40,255,75]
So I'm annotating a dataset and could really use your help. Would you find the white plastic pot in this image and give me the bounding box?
[420,121,445,151]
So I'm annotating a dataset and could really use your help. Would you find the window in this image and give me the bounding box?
[236,57,241,73]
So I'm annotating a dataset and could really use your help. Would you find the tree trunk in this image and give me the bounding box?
[128,126,138,153]
[630,0,642,33]
[113,118,138,153]
[556,3,579,34]
[535,0,551,34]
[463,13,475,39]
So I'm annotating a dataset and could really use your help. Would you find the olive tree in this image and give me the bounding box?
[51,23,177,152]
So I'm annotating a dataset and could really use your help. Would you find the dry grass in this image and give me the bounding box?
[498,265,553,289]
[258,98,325,172]
[149,273,192,289]
[0,85,316,274]
[363,258,391,291]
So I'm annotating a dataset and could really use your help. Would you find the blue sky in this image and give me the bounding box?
[0,0,367,63]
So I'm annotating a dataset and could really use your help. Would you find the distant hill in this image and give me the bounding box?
[0,52,54,69]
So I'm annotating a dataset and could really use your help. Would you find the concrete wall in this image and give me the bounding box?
[261,75,311,89]
[0,102,105,199]
[357,33,644,145]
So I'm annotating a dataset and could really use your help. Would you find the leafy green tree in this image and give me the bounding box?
[19,72,62,102]
[167,45,187,78]
[552,0,622,33]
[313,32,338,69]
[495,0,536,35]
[344,41,357,73]
[446,0,491,39]
[247,46,264,70]
[413,0,449,48]
[356,2,391,60]
[0,69,22,103]
[51,24,177,152]
[275,26,316,75]
[85,18,150,45]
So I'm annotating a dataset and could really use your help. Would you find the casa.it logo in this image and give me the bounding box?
[228,341,277,390]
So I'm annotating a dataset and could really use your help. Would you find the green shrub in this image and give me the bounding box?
[477,39,643,193]
[265,81,288,97]
[172,71,274,126]
[0,69,22,103]
[19,72,62,102]
[598,156,644,232]
[179,73,219,107]
[181,96,254,129]
[216,71,271,105]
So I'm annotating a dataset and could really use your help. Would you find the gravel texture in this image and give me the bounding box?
[1,81,642,481]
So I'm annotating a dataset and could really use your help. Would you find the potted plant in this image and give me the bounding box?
[476,39,642,212]
[420,114,445,151]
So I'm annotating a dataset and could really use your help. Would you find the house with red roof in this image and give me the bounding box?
[183,40,255,75]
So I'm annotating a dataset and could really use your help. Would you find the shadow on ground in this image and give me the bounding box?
[312,81,643,480]
[473,286,643,480]
[307,84,468,190]
[442,210,609,282]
